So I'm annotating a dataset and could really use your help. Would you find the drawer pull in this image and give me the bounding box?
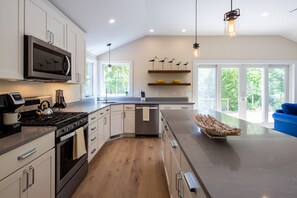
[106,109,110,111]
[126,107,133,110]
[184,172,200,192]
[164,126,168,131]
[91,148,96,154]
[91,117,96,120]
[91,127,97,131]
[170,140,178,149]
[181,107,189,109]
[18,148,37,160]
[91,137,96,141]
[100,112,104,115]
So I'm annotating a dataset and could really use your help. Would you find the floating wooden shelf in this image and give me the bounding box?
[148,83,191,86]
[148,70,191,73]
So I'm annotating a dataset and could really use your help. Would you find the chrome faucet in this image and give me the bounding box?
[105,88,108,102]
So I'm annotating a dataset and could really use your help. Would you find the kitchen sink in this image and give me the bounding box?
[99,101,117,104]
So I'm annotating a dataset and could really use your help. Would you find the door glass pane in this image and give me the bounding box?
[246,68,264,123]
[221,68,239,117]
[268,68,286,122]
[197,68,216,110]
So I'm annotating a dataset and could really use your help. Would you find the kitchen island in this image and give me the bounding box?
[161,109,297,198]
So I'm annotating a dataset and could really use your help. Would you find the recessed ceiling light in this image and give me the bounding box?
[149,29,155,33]
[181,29,187,32]
[262,12,269,17]
[109,19,115,24]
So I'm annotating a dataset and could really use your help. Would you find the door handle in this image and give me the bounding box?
[65,56,71,76]
[28,166,35,187]
[22,169,28,192]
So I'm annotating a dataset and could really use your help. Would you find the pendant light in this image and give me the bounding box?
[107,43,112,68]
[193,0,200,57]
[224,0,240,37]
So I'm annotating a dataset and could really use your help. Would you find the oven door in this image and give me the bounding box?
[56,123,88,194]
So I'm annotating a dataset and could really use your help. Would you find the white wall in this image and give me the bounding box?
[97,35,297,100]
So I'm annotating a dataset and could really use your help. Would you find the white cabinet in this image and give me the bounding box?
[0,149,55,198]
[102,107,110,142]
[0,0,24,80]
[24,0,67,49]
[123,105,135,134]
[67,24,86,84]
[88,112,98,162]
[110,105,124,137]
[0,137,55,198]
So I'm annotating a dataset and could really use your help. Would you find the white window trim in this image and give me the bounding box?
[82,56,97,100]
[98,60,133,97]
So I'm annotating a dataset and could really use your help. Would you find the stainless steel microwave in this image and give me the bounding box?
[24,35,71,81]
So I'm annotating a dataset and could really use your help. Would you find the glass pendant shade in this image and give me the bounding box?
[193,43,200,57]
[225,19,239,37]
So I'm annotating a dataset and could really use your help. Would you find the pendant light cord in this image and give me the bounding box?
[231,0,233,10]
[195,0,198,43]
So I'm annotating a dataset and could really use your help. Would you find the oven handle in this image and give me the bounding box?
[136,107,158,110]
[60,131,76,142]
[59,123,88,142]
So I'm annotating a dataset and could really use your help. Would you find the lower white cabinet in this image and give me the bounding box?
[110,105,123,137]
[0,148,55,198]
[123,105,135,134]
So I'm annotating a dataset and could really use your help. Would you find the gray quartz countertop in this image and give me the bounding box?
[0,126,56,155]
[62,98,194,114]
[161,109,297,198]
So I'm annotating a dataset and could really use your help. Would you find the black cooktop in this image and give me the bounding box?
[20,111,88,129]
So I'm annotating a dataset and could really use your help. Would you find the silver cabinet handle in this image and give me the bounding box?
[184,172,200,192]
[18,148,37,160]
[91,126,96,131]
[104,117,107,125]
[176,172,183,197]
[65,55,71,76]
[125,107,133,110]
[164,125,168,131]
[22,169,28,192]
[47,31,51,43]
[181,106,189,109]
[100,112,104,115]
[28,166,34,187]
[91,137,96,142]
[122,112,125,118]
[91,148,96,154]
[170,140,178,149]
[60,131,75,141]
[91,117,96,120]
[51,32,54,44]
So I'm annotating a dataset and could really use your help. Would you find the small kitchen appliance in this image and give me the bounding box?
[141,91,146,102]
[53,89,67,110]
[0,92,25,138]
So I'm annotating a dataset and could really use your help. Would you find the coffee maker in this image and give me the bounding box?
[0,92,25,138]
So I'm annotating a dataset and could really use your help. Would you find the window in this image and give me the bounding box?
[99,61,133,97]
[193,63,291,126]
[82,60,96,98]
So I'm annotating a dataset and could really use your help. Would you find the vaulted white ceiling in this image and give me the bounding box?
[48,0,297,56]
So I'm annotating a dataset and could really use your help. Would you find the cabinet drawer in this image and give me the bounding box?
[88,122,98,135]
[167,130,180,165]
[0,132,55,180]
[88,112,98,124]
[88,129,97,146]
[111,104,123,112]
[181,152,207,198]
[104,106,110,113]
[124,104,135,111]
[98,108,106,118]
[88,141,97,162]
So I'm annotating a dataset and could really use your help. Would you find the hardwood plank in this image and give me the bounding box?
[72,138,170,198]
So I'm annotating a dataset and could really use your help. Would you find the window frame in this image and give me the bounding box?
[82,58,97,99]
[193,60,295,125]
[98,60,133,97]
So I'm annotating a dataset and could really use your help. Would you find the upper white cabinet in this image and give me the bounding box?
[67,25,86,84]
[24,0,67,49]
[0,0,24,80]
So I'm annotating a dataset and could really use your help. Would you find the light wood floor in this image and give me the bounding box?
[72,137,170,198]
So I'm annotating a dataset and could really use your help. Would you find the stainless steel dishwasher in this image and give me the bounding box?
[135,104,159,136]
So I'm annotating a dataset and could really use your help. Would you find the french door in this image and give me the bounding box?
[195,64,289,125]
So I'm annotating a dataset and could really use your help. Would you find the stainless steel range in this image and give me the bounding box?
[20,97,88,198]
